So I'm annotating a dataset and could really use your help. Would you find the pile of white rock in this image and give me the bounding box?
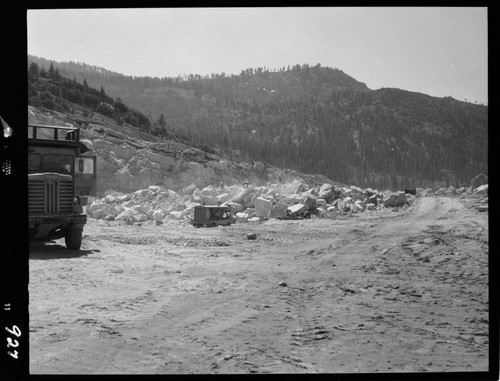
[87,180,417,224]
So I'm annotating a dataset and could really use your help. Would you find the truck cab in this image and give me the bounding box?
[28,124,96,249]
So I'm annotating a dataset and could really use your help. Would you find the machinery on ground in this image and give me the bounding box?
[191,205,236,227]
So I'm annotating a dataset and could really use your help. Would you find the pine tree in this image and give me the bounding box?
[158,114,166,128]
[28,62,39,81]
[48,62,56,78]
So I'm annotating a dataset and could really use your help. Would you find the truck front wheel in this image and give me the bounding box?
[65,224,83,250]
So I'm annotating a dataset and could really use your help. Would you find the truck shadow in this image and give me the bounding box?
[29,241,100,260]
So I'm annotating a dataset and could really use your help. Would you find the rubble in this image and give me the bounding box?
[86,177,477,226]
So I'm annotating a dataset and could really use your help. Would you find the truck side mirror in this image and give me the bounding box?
[78,158,84,173]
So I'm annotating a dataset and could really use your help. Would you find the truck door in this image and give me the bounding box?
[74,155,97,201]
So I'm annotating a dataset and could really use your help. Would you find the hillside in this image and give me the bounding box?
[27,85,334,198]
[28,56,488,190]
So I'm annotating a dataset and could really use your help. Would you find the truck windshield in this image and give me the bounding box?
[42,154,73,174]
[28,153,41,172]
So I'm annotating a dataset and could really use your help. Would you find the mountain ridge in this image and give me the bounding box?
[28,55,488,190]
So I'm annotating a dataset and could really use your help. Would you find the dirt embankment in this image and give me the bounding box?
[29,196,489,374]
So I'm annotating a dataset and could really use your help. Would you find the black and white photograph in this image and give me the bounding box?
[17,6,493,376]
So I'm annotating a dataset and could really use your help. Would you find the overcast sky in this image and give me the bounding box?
[27,7,488,105]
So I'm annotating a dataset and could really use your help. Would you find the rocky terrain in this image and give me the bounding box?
[28,105,332,196]
[86,178,488,227]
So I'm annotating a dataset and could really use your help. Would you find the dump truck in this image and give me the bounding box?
[28,124,97,249]
[191,205,236,227]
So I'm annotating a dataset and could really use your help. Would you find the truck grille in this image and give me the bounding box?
[29,178,73,215]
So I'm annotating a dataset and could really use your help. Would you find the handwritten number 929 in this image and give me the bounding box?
[5,325,21,359]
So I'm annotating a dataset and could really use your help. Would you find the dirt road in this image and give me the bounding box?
[29,196,489,374]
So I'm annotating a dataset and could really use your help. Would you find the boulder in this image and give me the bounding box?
[91,208,107,220]
[216,193,231,205]
[243,192,256,208]
[338,202,351,213]
[302,195,317,210]
[104,194,116,203]
[444,186,456,196]
[316,198,327,207]
[118,194,131,202]
[132,205,149,214]
[122,200,135,208]
[235,212,249,223]
[225,185,241,197]
[151,209,165,221]
[302,188,318,197]
[106,205,122,216]
[201,195,217,205]
[287,203,308,215]
[474,184,488,195]
[115,210,134,221]
[291,181,306,194]
[383,192,407,207]
[231,187,254,205]
[134,188,153,199]
[132,213,148,222]
[88,201,107,215]
[318,183,335,202]
[396,192,408,205]
[227,202,244,213]
[282,194,303,205]
[182,183,198,195]
[383,194,398,207]
[269,201,288,219]
[245,208,256,218]
[349,186,365,200]
[169,211,184,219]
[173,203,187,211]
[354,200,366,211]
[366,203,376,210]
[254,197,273,218]
[192,194,203,204]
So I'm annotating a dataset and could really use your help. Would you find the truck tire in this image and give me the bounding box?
[65,224,83,250]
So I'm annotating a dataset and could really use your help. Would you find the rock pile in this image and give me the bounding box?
[87,180,417,224]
